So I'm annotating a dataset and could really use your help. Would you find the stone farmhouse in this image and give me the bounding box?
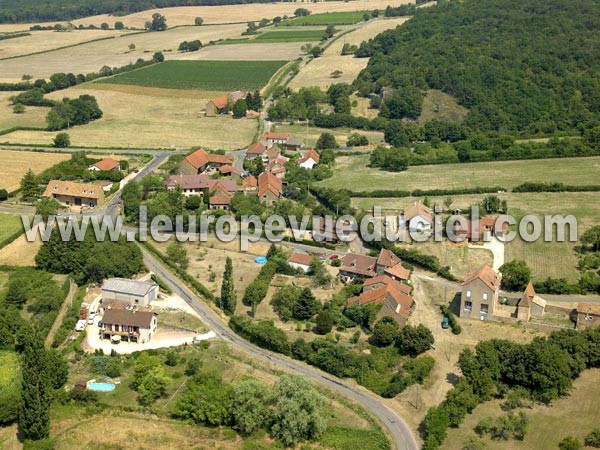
[459,264,502,320]
[43,180,104,209]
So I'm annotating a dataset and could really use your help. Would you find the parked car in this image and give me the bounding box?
[441,316,450,329]
[75,320,86,332]
[87,316,95,325]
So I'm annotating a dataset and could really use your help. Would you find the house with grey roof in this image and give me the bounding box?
[101,278,159,308]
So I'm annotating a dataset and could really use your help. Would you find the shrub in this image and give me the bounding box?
[52,132,70,148]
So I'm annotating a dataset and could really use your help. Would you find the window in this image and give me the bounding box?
[483,293,488,300]
[466,290,472,298]
[464,301,472,311]
[481,304,489,314]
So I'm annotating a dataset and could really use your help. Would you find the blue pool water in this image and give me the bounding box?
[255,256,268,264]
[87,382,115,392]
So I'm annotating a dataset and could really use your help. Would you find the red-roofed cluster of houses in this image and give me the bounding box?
[287,248,414,327]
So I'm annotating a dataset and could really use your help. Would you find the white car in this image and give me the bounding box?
[75,320,86,332]
[87,316,95,325]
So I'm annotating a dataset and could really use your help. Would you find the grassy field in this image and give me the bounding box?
[318,155,600,192]
[283,10,381,26]
[0,85,258,149]
[0,92,49,131]
[177,42,302,61]
[288,17,409,90]
[444,368,600,450]
[0,23,246,80]
[273,123,384,147]
[419,89,469,123]
[352,191,600,282]
[0,149,69,192]
[254,28,327,42]
[97,60,287,91]
[0,214,23,245]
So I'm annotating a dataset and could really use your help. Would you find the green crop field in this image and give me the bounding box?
[254,29,327,42]
[97,60,288,91]
[283,11,378,26]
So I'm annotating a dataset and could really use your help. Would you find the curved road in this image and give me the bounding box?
[141,248,419,450]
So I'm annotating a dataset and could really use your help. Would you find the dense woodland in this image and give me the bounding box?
[354,0,600,136]
[0,0,274,24]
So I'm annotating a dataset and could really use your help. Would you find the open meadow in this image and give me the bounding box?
[288,17,409,90]
[0,149,70,192]
[418,89,469,123]
[58,0,413,29]
[0,85,258,149]
[97,60,287,91]
[0,23,246,80]
[0,29,127,60]
[443,368,600,450]
[318,155,600,192]
[273,123,384,147]
[0,91,49,131]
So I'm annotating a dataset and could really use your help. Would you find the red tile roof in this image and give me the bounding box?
[262,132,289,141]
[405,201,432,222]
[102,309,155,328]
[347,279,413,320]
[184,149,232,170]
[209,196,232,206]
[43,180,104,200]
[377,248,400,268]
[299,149,320,165]
[364,275,411,295]
[242,176,257,188]
[246,142,266,155]
[384,263,411,281]
[288,251,313,266]
[339,253,377,278]
[462,264,501,291]
[257,172,282,198]
[90,157,120,171]
[219,164,239,175]
[210,95,229,110]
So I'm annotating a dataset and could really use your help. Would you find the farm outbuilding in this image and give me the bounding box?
[101,278,158,308]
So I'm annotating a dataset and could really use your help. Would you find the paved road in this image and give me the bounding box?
[141,248,418,450]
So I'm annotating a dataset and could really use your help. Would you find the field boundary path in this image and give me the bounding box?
[44,279,76,348]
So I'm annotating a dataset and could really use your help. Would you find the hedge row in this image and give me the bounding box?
[229,315,291,355]
[513,182,600,193]
[0,82,35,91]
[387,244,457,282]
[0,32,30,41]
[347,186,507,198]
[141,241,214,301]
[243,260,278,310]
[440,305,462,335]
[0,228,24,251]
[51,282,85,348]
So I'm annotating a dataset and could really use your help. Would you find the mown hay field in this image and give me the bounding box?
[0,91,49,131]
[0,29,127,60]
[288,17,409,90]
[177,42,301,61]
[59,0,413,28]
[97,60,288,91]
[0,23,246,80]
[0,149,70,192]
[318,155,600,192]
[0,85,258,149]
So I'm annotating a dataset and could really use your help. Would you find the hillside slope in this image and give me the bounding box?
[355,0,600,135]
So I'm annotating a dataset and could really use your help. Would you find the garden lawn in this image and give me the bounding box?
[0,213,23,246]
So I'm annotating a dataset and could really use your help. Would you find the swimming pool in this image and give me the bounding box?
[255,256,268,264]
[87,382,115,392]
